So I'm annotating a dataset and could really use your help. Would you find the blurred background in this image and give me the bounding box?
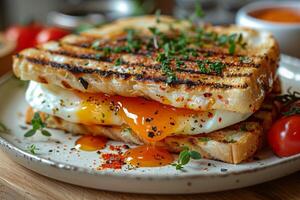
[0,0,288,29]
[0,0,300,75]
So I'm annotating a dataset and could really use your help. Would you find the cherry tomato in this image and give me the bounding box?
[5,23,43,52]
[268,115,300,157]
[35,27,70,44]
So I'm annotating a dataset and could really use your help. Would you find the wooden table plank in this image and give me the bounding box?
[0,150,300,200]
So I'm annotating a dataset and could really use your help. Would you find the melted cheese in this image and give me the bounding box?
[26,81,252,142]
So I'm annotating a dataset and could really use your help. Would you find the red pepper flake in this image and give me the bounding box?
[203,93,212,98]
[217,95,223,100]
[208,112,213,118]
[218,117,222,122]
[98,153,125,170]
[109,145,122,151]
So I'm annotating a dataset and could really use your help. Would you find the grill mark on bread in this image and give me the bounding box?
[22,55,248,89]
[38,76,48,84]
[41,49,254,78]
[66,41,259,68]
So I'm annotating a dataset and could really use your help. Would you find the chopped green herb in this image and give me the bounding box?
[114,58,124,66]
[172,146,201,170]
[194,0,205,18]
[24,112,51,137]
[103,47,112,56]
[155,9,161,23]
[196,60,224,75]
[27,144,39,155]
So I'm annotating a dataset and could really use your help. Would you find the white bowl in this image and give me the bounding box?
[236,1,300,58]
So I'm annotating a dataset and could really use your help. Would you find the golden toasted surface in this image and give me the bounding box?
[14,15,279,113]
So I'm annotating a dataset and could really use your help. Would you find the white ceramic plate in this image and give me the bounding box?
[0,55,299,194]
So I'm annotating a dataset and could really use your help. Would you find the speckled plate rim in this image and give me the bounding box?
[0,54,300,181]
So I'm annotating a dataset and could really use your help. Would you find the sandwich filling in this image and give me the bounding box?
[26,81,252,142]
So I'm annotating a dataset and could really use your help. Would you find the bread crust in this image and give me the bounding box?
[14,16,279,113]
[25,101,276,164]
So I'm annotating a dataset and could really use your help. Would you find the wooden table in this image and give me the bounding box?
[1,58,300,200]
[0,150,300,200]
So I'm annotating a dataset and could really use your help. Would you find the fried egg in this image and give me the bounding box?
[26,81,252,142]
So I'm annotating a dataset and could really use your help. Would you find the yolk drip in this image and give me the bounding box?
[76,92,196,143]
[124,145,174,167]
[75,135,107,151]
[117,97,194,142]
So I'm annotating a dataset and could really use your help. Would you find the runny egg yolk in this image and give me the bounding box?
[124,145,174,167]
[75,135,107,151]
[76,92,196,143]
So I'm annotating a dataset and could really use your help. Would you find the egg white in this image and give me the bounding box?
[26,81,252,135]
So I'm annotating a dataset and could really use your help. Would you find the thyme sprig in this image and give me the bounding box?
[24,112,51,137]
[275,88,300,106]
[27,144,39,155]
[275,88,300,116]
[172,146,201,170]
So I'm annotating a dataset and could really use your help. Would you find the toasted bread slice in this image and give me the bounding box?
[25,100,277,164]
[14,16,279,113]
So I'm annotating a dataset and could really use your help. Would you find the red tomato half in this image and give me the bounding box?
[35,27,70,44]
[5,23,43,52]
[268,115,300,157]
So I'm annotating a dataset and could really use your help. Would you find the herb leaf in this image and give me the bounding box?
[24,129,36,137]
[41,130,51,137]
[172,146,201,170]
[27,144,39,155]
[190,150,202,159]
[25,112,51,137]
[155,9,161,23]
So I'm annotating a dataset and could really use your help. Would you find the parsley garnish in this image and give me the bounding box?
[155,9,161,23]
[27,144,39,155]
[172,146,201,170]
[24,112,51,137]
[156,53,177,83]
[196,60,224,75]
[114,58,124,66]
[125,28,141,52]
[0,122,9,133]
[189,0,205,23]
[217,33,246,55]
[194,0,205,18]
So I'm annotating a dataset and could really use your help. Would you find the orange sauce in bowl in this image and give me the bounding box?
[250,8,300,24]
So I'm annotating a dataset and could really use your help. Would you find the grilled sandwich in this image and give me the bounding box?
[14,15,280,164]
